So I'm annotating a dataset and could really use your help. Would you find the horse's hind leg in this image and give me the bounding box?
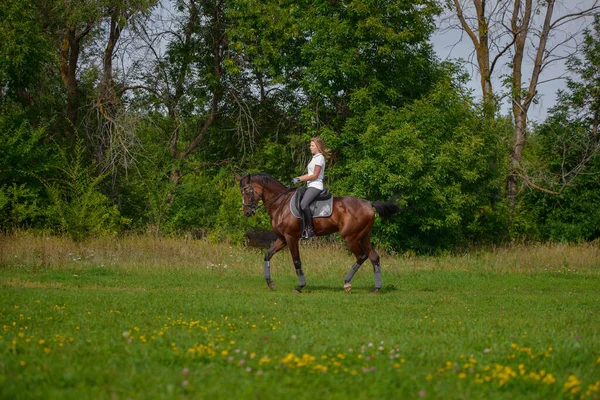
[264,237,286,290]
[287,236,306,293]
[343,237,368,293]
[361,236,382,294]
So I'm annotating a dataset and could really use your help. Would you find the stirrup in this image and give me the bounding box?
[302,228,315,239]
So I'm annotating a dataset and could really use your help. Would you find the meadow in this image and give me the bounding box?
[1,234,599,399]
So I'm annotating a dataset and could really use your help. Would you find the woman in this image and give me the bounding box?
[291,138,330,239]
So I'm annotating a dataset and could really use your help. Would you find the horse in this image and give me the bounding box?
[236,173,400,294]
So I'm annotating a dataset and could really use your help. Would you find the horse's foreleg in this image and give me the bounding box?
[264,237,286,290]
[287,238,305,293]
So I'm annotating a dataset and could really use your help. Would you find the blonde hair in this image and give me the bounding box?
[311,137,331,159]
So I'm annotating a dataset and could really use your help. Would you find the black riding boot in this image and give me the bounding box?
[301,207,315,239]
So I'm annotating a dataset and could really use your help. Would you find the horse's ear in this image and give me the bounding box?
[235,175,242,182]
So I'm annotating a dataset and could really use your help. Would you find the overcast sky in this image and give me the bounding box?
[430,0,599,122]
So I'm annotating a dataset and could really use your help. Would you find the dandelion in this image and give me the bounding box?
[259,356,271,365]
[542,373,556,385]
[20,361,26,367]
[563,375,581,395]
[585,381,600,397]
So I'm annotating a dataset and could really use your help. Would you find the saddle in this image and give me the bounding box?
[290,187,333,219]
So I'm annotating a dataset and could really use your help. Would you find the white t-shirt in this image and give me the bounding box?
[307,153,325,190]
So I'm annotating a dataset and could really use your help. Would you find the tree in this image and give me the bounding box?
[443,0,600,216]
[93,0,157,174]
[519,15,600,241]
[0,0,52,106]
[330,71,510,252]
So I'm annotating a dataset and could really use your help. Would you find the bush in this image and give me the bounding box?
[41,140,128,240]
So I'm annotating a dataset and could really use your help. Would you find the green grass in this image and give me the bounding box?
[1,235,600,399]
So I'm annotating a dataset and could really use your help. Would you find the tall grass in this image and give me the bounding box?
[2,232,599,274]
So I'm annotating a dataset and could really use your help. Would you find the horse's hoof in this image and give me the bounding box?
[293,288,302,294]
[268,281,276,291]
[344,283,352,293]
[371,288,380,294]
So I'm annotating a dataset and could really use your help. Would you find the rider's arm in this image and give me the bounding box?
[298,165,322,182]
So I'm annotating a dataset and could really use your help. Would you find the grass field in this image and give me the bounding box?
[1,234,600,399]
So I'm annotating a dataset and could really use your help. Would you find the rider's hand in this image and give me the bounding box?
[290,177,301,186]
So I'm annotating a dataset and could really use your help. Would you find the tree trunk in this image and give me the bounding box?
[59,23,93,137]
[96,9,123,171]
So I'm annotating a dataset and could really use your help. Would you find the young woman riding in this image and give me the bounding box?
[290,138,331,239]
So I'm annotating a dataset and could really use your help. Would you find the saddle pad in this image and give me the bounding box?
[290,191,333,219]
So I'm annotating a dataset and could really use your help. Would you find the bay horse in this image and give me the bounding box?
[236,173,400,293]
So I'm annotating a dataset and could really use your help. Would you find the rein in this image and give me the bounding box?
[241,175,294,213]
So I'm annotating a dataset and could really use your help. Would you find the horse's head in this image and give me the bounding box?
[236,174,262,217]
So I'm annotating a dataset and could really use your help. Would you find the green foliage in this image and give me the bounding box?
[1,0,597,251]
[0,0,51,99]
[41,140,127,240]
[0,106,52,230]
[167,172,223,235]
[518,16,600,242]
[330,78,510,252]
[0,106,50,182]
[0,184,42,229]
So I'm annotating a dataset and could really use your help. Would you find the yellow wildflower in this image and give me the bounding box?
[542,373,556,385]
[563,375,581,395]
[259,356,271,365]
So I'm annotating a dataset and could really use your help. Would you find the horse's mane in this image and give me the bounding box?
[251,173,288,191]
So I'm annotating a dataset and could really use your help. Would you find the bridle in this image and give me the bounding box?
[240,175,259,213]
[240,174,293,213]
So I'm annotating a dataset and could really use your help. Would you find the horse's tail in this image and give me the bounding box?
[372,200,402,220]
